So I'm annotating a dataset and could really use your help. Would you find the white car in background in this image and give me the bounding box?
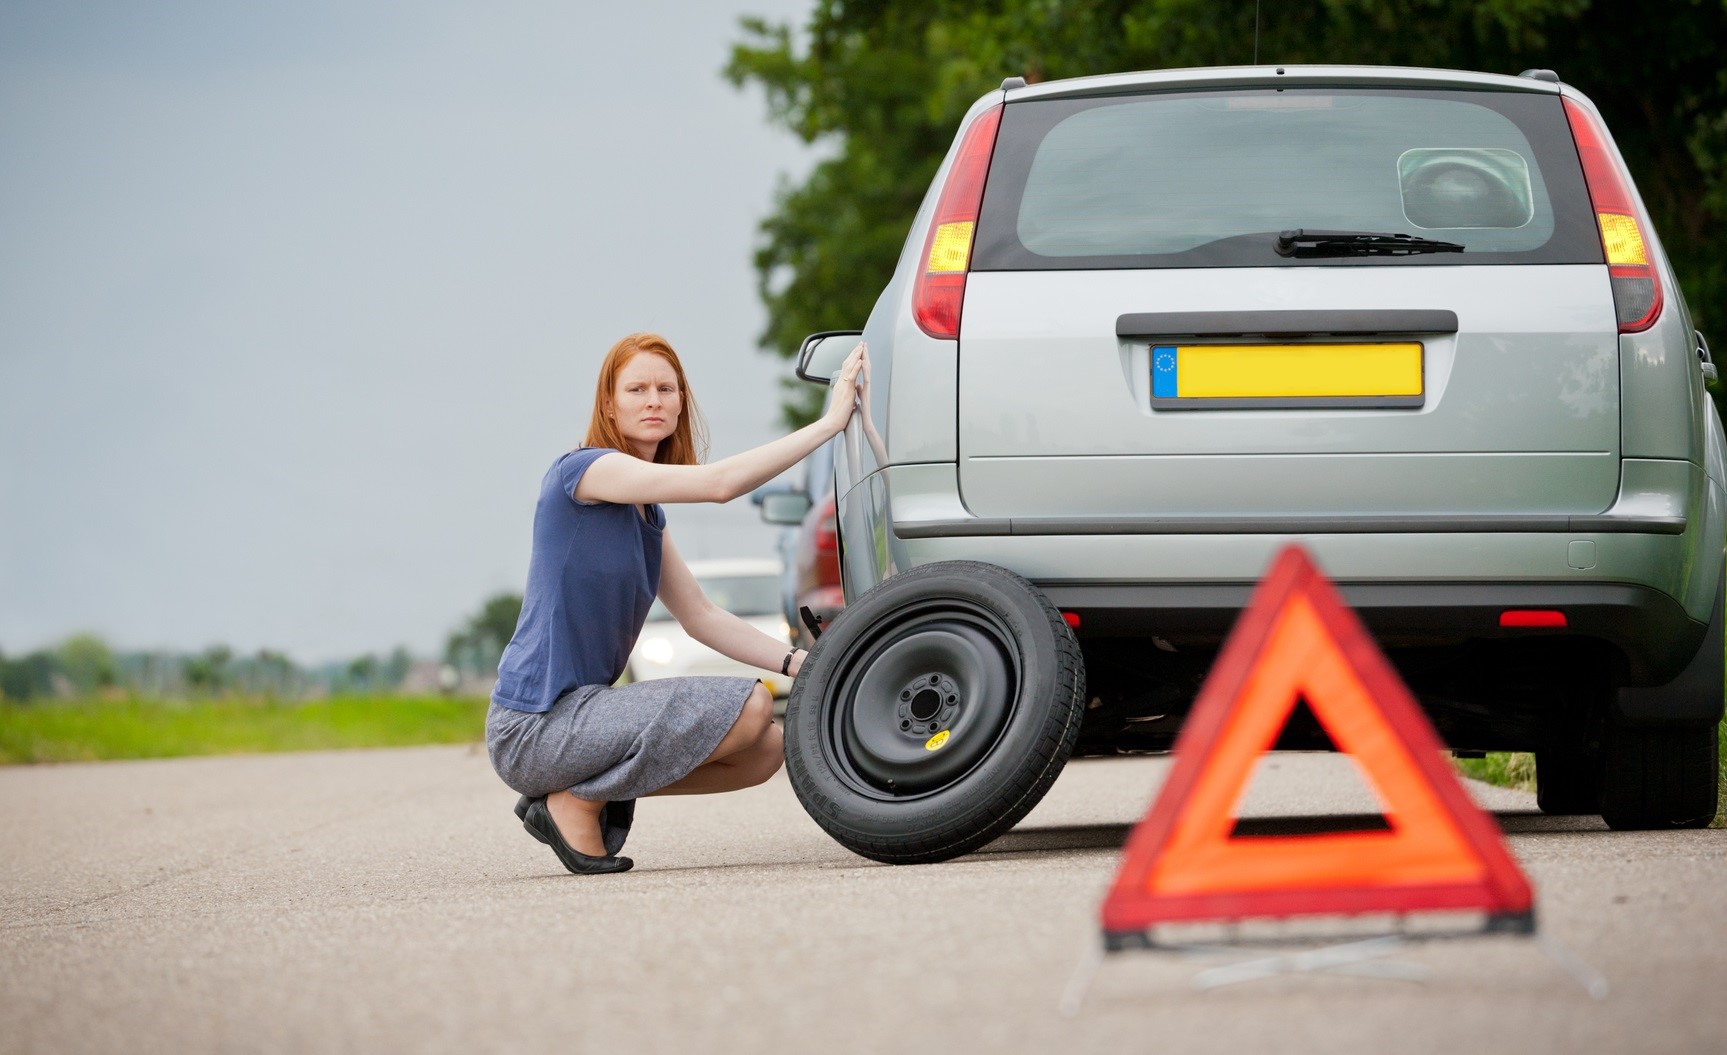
[626,558,795,698]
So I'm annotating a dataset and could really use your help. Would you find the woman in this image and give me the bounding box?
[487,332,866,875]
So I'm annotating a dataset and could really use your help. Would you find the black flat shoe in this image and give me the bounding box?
[516,794,633,856]
[521,797,632,875]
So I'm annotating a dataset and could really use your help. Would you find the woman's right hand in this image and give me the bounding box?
[823,342,868,433]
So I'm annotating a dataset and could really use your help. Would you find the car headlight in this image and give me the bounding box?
[639,637,675,665]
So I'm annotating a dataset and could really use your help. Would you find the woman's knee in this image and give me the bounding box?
[738,681,775,738]
[742,722,784,786]
[708,682,776,763]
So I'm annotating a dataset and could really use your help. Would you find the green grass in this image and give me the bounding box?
[0,695,488,764]
[1453,750,1537,793]
[1454,719,1727,828]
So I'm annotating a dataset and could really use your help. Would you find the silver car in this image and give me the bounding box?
[626,558,795,698]
[787,64,1724,863]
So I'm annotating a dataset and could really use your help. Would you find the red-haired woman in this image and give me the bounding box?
[487,332,866,874]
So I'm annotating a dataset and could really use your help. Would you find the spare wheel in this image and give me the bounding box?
[784,560,1086,864]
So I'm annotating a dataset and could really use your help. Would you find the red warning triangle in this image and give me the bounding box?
[1102,544,1533,934]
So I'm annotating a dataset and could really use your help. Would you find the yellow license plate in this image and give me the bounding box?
[1151,342,1424,408]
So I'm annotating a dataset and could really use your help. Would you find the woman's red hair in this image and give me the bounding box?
[582,333,708,465]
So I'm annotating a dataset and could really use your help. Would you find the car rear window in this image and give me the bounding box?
[972,87,1602,270]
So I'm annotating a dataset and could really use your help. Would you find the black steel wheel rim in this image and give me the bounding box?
[822,600,1021,799]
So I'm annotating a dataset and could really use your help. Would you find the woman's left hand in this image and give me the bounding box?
[822,343,868,433]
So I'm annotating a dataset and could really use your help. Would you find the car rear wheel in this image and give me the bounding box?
[1600,577,1723,830]
[784,561,1085,864]
[1599,719,1720,830]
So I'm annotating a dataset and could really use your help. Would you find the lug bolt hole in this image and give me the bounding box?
[900,690,911,701]
[946,694,957,705]
[900,719,911,730]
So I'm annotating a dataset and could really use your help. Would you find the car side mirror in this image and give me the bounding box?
[759,491,813,526]
[796,330,864,384]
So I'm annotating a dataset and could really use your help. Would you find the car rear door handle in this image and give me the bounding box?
[1116,309,1459,338]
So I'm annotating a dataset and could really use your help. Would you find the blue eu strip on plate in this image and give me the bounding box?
[1152,346,1179,399]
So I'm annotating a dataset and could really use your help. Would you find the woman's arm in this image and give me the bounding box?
[577,344,868,507]
[656,535,806,676]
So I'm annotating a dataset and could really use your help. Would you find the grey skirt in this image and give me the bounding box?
[486,675,756,804]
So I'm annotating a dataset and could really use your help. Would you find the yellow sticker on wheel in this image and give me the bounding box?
[924,730,950,751]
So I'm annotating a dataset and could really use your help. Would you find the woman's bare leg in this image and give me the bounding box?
[650,682,784,796]
[651,722,783,795]
[542,682,781,851]
[545,791,608,856]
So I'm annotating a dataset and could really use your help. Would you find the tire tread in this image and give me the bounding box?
[1600,721,1719,830]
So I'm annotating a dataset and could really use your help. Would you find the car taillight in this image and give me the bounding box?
[912,104,1003,340]
[1500,610,1567,628]
[1563,97,1662,333]
[816,513,837,553]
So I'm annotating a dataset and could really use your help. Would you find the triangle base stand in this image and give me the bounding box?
[1060,913,1607,1015]
[1185,934,1431,990]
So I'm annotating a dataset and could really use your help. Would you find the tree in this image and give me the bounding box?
[252,649,298,696]
[729,0,1727,425]
[0,647,59,702]
[345,654,380,693]
[445,593,524,675]
[56,634,116,696]
[183,645,233,695]
[384,646,413,689]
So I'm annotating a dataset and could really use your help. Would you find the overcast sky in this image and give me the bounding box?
[0,0,823,662]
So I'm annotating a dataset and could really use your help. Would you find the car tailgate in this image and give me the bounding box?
[957,264,1619,520]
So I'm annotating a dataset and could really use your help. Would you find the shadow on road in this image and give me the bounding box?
[980,823,1137,856]
[983,810,1605,858]
[1492,811,1606,834]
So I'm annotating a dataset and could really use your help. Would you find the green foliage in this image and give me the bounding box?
[1453,750,1538,791]
[730,0,1727,426]
[0,647,60,701]
[239,649,299,695]
[0,695,487,764]
[55,634,115,694]
[346,654,379,689]
[444,592,523,675]
[2,636,421,701]
[1719,717,1726,828]
[184,645,233,693]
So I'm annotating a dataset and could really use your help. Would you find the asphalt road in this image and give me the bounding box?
[2,744,1722,1054]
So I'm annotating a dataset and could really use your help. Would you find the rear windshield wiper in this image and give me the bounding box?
[1275,229,1466,258]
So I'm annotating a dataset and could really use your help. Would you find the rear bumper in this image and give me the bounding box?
[835,459,1724,688]
[1040,579,1703,686]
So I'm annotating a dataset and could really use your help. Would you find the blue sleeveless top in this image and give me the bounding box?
[491,448,665,714]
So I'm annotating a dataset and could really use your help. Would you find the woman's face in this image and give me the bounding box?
[609,352,682,456]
